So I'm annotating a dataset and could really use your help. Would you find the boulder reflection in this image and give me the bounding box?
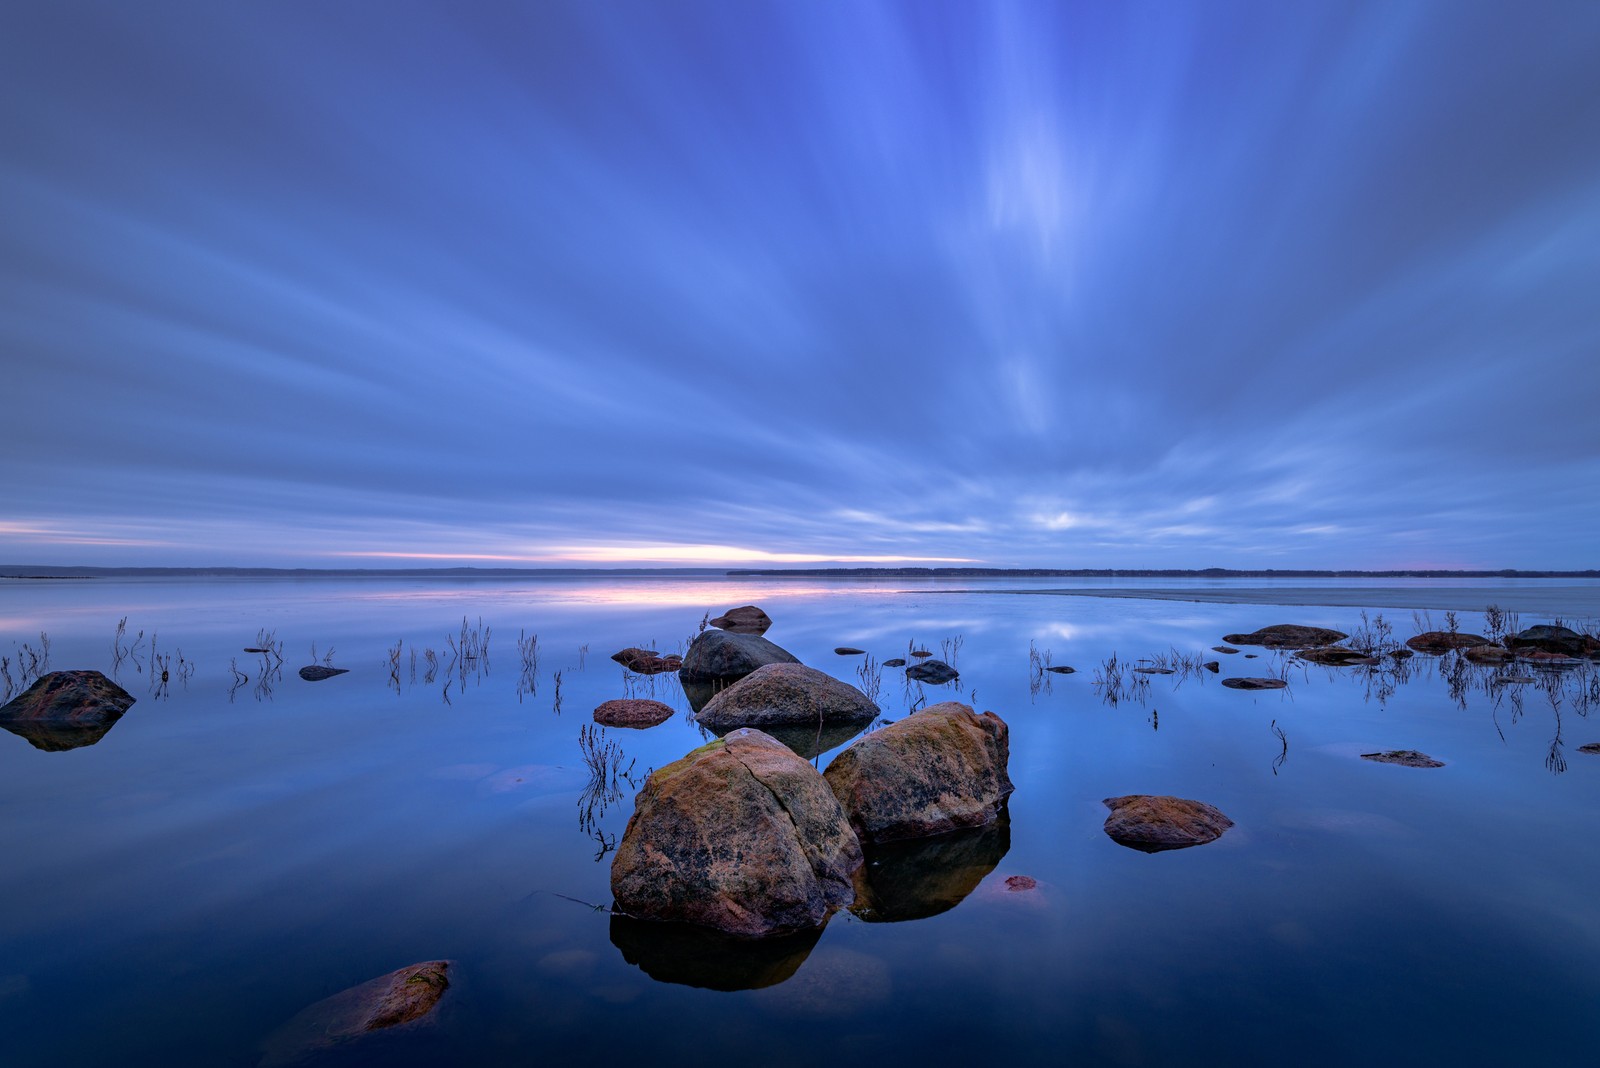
[703,718,870,761]
[0,718,120,752]
[851,813,1010,923]
[609,915,823,991]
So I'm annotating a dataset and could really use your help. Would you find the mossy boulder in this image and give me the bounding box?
[696,663,877,731]
[610,729,861,937]
[823,701,1012,844]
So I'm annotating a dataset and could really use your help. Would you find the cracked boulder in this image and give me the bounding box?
[610,729,862,937]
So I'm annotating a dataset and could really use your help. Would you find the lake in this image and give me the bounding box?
[3,574,1599,1066]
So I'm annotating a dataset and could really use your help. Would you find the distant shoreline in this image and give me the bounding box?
[939,585,1600,616]
[727,567,1600,579]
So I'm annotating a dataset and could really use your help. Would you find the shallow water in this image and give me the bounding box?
[2,575,1598,1066]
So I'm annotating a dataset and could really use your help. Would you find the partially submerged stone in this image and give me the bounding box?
[1578,743,1600,755]
[1508,624,1587,658]
[298,665,348,681]
[1102,795,1233,853]
[593,699,675,729]
[834,647,866,655]
[1405,631,1489,655]
[1046,665,1076,674]
[1212,645,1239,654]
[1221,677,1287,690]
[260,960,452,1066]
[696,663,877,731]
[1462,644,1514,665]
[905,658,959,685]
[678,629,800,684]
[882,658,907,668]
[1132,666,1174,675]
[1223,624,1347,649]
[0,669,134,724]
[610,729,861,937]
[1203,661,1220,673]
[1296,646,1380,667]
[708,605,773,635]
[610,648,682,674]
[1361,749,1445,768]
[823,701,1012,844]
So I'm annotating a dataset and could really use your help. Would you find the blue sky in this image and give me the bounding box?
[3,0,1597,568]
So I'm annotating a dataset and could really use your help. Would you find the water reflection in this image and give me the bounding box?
[0,717,120,752]
[702,718,871,761]
[608,915,823,991]
[851,815,1010,923]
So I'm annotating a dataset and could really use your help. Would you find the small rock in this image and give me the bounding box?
[1223,625,1347,650]
[1221,677,1286,690]
[260,960,452,1066]
[905,659,958,685]
[1517,649,1578,666]
[1243,653,1259,659]
[593,699,675,729]
[1361,749,1445,768]
[910,649,932,658]
[1045,665,1076,674]
[299,665,349,681]
[1462,644,1513,665]
[1389,648,1415,660]
[708,605,772,635]
[1003,875,1038,892]
[882,658,907,668]
[1405,631,1490,655]
[1132,666,1174,675]
[1577,743,1600,755]
[1203,661,1220,673]
[1102,795,1233,852]
[1212,646,1239,654]
[834,647,866,656]
[611,648,681,674]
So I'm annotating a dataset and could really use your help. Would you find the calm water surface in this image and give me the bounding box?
[2,575,1599,1066]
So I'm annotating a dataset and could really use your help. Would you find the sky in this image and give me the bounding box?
[2,0,1598,569]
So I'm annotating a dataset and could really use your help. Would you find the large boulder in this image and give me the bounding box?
[1508,625,1587,658]
[1102,795,1233,852]
[1222,624,1347,649]
[677,629,800,683]
[610,729,861,937]
[708,605,773,635]
[823,702,1012,844]
[1,671,134,750]
[1405,631,1490,655]
[695,663,877,731]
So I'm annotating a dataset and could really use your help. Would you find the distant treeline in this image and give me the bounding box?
[0,565,725,579]
[726,567,1600,579]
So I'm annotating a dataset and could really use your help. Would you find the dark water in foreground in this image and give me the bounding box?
[2,575,1599,1066]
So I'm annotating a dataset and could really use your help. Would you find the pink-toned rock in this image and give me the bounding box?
[1462,644,1513,664]
[1102,795,1233,853]
[609,648,682,674]
[1003,875,1038,891]
[593,699,675,728]
[260,960,452,1065]
[1405,631,1489,655]
[708,605,773,634]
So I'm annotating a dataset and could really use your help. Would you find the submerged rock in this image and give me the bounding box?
[610,648,682,675]
[1132,666,1173,675]
[298,665,348,681]
[1221,677,1287,690]
[708,605,773,635]
[1516,649,1579,667]
[850,816,1010,923]
[260,960,453,1066]
[608,915,820,991]
[1,669,134,725]
[834,647,866,656]
[823,701,1012,844]
[1508,624,1587,658]
[1102,795,1233,853]
[1578,743,1600,755]
[1212,645,1239,654]
[905,659,958,685]
[593,699,675,729]
[1462,644,1514,665]
[1223,625,1347,649]
[1361,749,1445,768]
[610,729,861,937]
[1296,646,1380,667]
[677,629,800,684]
[1046,665,1076,674]
[1404,631,1489,654]
[882,658,907,668]
[695,663,877,731]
